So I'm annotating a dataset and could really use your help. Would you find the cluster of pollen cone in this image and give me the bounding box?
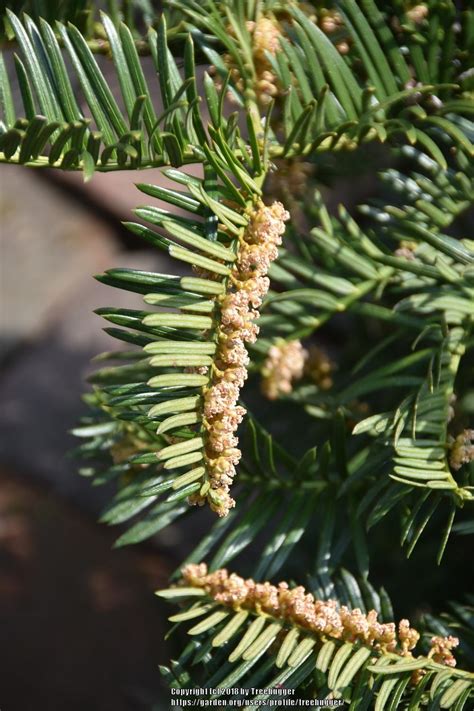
[189,202,290,516]
[182,564,459,668]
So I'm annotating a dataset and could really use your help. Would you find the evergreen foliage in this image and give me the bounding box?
[1,1,473,707]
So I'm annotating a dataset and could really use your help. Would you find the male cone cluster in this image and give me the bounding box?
[181,564,459,668]
[189,202,290,516]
